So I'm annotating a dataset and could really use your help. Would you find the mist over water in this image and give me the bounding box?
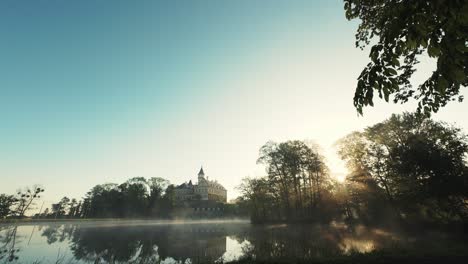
[1,220,466,263]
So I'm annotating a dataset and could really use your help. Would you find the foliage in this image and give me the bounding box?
[51,197,71,217]
[77,178,175,218]
[42,176,217,219]
[147,177,170,216]
[0,186,45,219]
[0,194,15,219]
[12,186,45,218]
[337,112,468,223]
[239,140,336,222]
[239,115,468,225]
[344,0,468,115]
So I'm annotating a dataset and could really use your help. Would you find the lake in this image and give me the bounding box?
[0,220,467,263]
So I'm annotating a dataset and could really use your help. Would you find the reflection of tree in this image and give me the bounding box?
[232,224,405,262]
[40,223,230,263]
[0,221,462,263]
[234,225,342,261]
[41,224,75,245]
[71,228,142,263]
[0,226,20,262]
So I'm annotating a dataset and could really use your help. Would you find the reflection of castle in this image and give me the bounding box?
[174,167,227,203]
[53,223,231,264]
[166,226,227,263]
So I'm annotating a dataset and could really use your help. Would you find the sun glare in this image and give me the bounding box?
[334,173,347,183]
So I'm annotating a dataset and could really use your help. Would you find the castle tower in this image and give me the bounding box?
[198,166,205,183]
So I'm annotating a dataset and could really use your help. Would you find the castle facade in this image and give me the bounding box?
[174,167,227,203]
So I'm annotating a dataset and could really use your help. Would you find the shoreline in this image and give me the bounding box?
[0,218,251,226]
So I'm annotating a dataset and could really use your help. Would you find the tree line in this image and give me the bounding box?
[1,112,467,225]
[238,112,468,225]
[46,177,174,219]
[0,176,245,220]
[0,186,44,219]
[0,177,175,219]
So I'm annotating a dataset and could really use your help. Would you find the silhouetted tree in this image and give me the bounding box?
[12,186,45,218]
[72,201,82,218]
[337,112,468,223]
[80,178,180,219]
[52,197,71,218]
[240,140,334,222]
[238,177,277,223]
[0,194,15,219]
[85,183,123,218]
[159,184,175,218]
[147,177,170,217]
[119,177,149,217]
[42,207,50,218]
[344,0,468,115]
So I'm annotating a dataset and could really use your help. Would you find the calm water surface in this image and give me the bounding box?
[0,220,466,263]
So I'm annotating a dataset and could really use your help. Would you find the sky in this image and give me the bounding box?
[1,0,467,206]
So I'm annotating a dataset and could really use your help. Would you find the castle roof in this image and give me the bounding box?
[175,182,193,189]
[198,166,205,176]
[176,167,226,191]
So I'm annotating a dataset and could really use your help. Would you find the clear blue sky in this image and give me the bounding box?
[1,0,467,206]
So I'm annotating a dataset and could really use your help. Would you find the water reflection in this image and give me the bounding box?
[68,223,230,263]
[0,226,20,262]
[0,221,465,263]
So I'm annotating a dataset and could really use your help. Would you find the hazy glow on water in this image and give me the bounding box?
[339,238,375,254]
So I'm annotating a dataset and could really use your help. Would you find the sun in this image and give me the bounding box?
[333,173,347,183]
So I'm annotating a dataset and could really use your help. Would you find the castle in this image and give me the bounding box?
[174,167,227,203]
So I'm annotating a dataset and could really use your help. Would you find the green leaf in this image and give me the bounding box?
[428,44,440,57]
[391,57,400,67]
[387,68,397,76]
[453,67,466,83]
[383,86,390,101]
[406,38,417,50]
[436,76,448,94]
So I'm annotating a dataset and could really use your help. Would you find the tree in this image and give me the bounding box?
[337,112,468,222]
[52,197,71,218]
[159,184,175,218]
[85,183,123,218]
[119,177,149,217]
[147,177,170,217]
[344,0,468,115]
[13,186,45,218]
[73,201,82,218]
[82,177,174,219]
[239,140,333,222]
[42,208,50,218]
[258,141,331,215]
[337,131,402,223]
[238,177,277,223]
[68,198,78,217]
[0,194,15,219]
